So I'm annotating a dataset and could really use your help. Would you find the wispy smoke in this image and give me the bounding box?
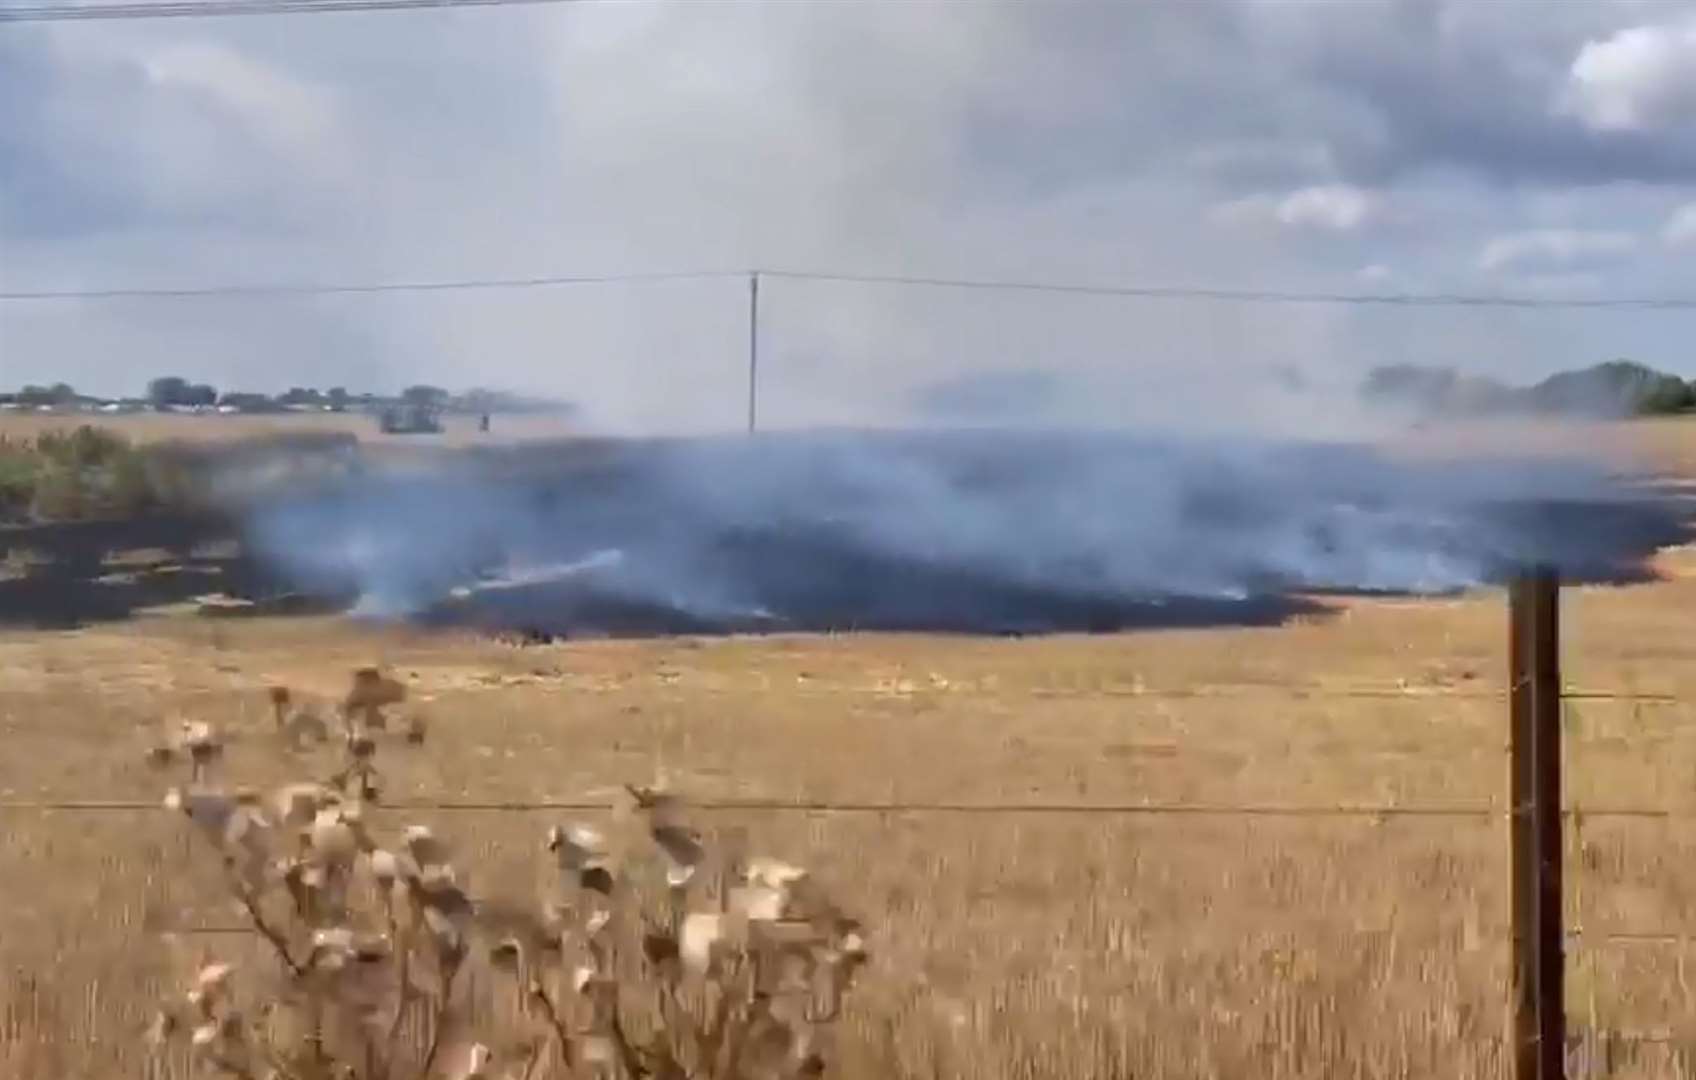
[237,427,1687,636]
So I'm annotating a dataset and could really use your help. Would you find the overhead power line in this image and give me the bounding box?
[0,269,745,302]
[761,269,1696,311]
[6,266,1696,310]
[0,0,595,21]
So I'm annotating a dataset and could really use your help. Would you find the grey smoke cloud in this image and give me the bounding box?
[242,430,1686,635]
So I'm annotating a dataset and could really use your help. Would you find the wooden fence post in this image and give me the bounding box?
[1510,568,1565,1080]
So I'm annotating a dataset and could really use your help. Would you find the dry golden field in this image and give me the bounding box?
[3,417,1696,1078]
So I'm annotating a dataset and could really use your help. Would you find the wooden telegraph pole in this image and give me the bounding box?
[1509,568,1566,1080]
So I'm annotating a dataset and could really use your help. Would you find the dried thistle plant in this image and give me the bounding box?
[149,678,866,1080]
[492,785,870,1080]
[344,667,407,734]
[145,718,228,783]
[149,670,465,1080]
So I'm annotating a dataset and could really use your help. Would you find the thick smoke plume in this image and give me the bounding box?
[240,428,1686,636]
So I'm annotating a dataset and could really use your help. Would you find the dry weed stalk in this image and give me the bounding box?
[149,673,866,1080]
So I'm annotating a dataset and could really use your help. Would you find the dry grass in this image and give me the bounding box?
[3,419,1696,1077]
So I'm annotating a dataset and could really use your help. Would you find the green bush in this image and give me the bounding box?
[0,442,41,521]
[28,464,92,520]
[106,450,160,517]
[0,426,204,524]
[0,424,315,524]
[33,424,132,470]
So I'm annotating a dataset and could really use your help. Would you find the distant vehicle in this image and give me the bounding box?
[377,401,444,435]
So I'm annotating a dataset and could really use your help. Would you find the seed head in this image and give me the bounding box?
[311,926,356,969]
[273,783,334,827]
[403,825,449,868]
[283,708,329,746]
[629,786,687,830]
[345,667,405,711]
[679,912,727,973]
[545,823,605,870]
[418,865,473,920]
[583,908,612,938]
[453,1042,493,1080]
[309,808,358,863]
[166,789,240,838]
[488,937,523,970]
[366,848,419,887]
[423,906,467,965]
[744,857,807,890]
[652,824,704,875]
[729,885,787,922]
[346,728,377,760]
[145,1010,177,1047]
[180,720,221,760]
[195,962,235,995]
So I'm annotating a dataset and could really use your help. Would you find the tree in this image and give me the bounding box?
[401,385,449,406]
[279,387,325,407]
[217,392,279,413]
[326,386,350,412]
[16,383,78,407]
[186,384,218,407]
[148,376,190,409]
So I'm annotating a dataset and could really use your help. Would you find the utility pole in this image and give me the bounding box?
[747,271,760,435]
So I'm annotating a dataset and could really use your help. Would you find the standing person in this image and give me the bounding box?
[479,412,491,434]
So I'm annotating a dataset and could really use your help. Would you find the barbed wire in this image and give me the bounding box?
[0,797,1498,815]
[6,797,1695,820]
[1019,686,1679,703]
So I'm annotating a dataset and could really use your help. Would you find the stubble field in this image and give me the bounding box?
[3,416,1696,1078]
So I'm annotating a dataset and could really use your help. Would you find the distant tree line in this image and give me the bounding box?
[1362,360,1696,419]
[0,377,571,417]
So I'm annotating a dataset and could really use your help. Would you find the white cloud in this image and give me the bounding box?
[1477,228,1639,271]
[140,42,335,152]
[1211,184,1379,231]
[1358,263,1393,282]
[1276,185,1378,230]
[1560,17,1696,131]
[1662,202,1696,246]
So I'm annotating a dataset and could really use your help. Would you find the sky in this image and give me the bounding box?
[4,0,1696,433]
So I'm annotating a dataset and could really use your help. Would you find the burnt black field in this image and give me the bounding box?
[228,429,1693,638]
